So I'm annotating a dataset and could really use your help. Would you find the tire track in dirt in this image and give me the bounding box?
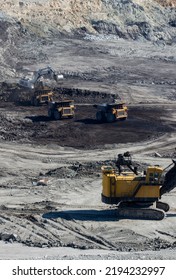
[0,204,118,249]
[0,213,63,247]
[45,218,117,250]
[0,214,52,244]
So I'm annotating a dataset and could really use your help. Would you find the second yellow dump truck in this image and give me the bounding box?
[48,100,75,120]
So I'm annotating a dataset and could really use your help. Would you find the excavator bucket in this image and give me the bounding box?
[160,160,176,196]
[54,74,64,81]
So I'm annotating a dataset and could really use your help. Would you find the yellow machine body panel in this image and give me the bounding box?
[101,166,162,203]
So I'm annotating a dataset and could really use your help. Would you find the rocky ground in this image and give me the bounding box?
[0,0,176,260]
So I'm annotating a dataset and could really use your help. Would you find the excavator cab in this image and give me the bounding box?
[145,166,163,184]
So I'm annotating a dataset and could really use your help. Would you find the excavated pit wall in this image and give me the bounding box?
[0,82,115,105]
[0,1,175,40]
[0,0,176,81]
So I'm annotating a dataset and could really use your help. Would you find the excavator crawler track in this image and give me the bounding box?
[116,207,165,220]
[156,201,170,212]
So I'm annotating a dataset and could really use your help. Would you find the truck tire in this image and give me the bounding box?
[120,117,127,121]
[96,111,103,122]
[31,97,35,106]
[54,110,61,120]
[48,109,54,119]
[34,98,40,106]
[106,113,116,123]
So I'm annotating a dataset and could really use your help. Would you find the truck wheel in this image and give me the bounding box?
[96,111,103,122]
[48,109,54,119]
[34,98,40,106]
[31,97,35,106]
[106,113,116,123]
[54,110,61,120]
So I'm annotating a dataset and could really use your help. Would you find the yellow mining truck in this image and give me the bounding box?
[94,101,128,123]
[48,100,75,120]
[101,152,176,220]
[31,90,54,106]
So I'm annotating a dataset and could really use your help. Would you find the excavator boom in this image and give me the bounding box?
[19,66,64,89]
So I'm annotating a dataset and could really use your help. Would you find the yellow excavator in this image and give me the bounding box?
[101,152,176,220]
